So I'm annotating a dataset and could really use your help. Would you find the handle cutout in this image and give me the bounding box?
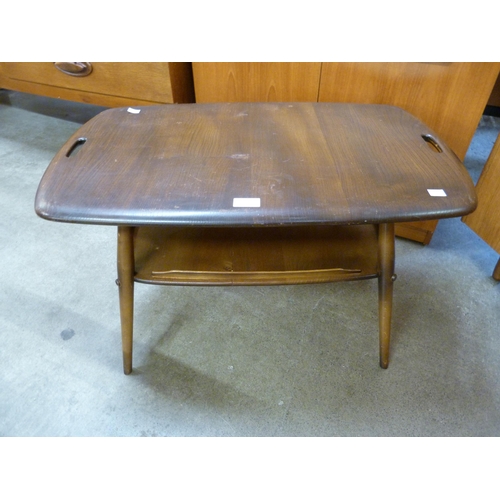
[66,138,87,158]
[421,134,443,153]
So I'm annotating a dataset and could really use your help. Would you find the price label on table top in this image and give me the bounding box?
[427,189,447,197]
[233,198,261,207]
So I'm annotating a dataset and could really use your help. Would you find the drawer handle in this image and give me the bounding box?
[54,62,93,77]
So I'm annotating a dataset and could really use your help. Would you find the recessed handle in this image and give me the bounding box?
[54,62,93,77]
[66,138,87,158]
[421,134,443,153]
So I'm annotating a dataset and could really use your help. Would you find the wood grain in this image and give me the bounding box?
[134,225,379,285]
[319,63,500,243]
[193,62,321,102]
[191,62,498,243]
[463,132,500,253]
[487,73,500,108]
[0,62,195,106]
[35,102,477,227]
[319,63,500,160]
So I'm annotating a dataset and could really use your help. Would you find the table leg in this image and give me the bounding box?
[378,223,395,369]
[117,226,135,374]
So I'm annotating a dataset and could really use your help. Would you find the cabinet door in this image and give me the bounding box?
[193,62,322,102]
[191,62,500,244]
[319,62,500,243]
[487,72,500,108]
[462,132,500,258]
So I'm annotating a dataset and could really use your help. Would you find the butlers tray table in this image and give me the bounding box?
[35,103,477,374]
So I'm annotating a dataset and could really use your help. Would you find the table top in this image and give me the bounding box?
[35,102,477,226]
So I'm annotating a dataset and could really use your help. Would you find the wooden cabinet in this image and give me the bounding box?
[318,63,498,162]
[192,62,500,243]
[0,62,195,107]
[487,72,500,108]
[462,132,500,278]
[193,62,321,102]
[318,62,500,243]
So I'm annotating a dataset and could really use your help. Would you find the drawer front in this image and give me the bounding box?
[0,62,175,103]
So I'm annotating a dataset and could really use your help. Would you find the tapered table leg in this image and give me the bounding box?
[378,223,395,369]
[117,226,135,374]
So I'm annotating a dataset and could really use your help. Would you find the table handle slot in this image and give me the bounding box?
[66,138,87,158]
[421,134,443,153]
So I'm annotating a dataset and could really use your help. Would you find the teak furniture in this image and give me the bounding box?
[463,131,500,279]
[487,72,500,109]
[35,103,477,374]
[193,62,499,244]
[0,62,195,107]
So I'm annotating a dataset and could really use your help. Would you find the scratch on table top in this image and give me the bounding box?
[228,153,250,160]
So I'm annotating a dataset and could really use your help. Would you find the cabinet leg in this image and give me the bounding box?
[378,223,395,369]
[117,226,135,375]
[493,257,500,281]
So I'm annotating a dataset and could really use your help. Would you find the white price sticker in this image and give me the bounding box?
[233,198,261,208]
[427,189,447,197]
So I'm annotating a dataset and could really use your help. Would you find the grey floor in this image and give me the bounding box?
[1,90,500,437]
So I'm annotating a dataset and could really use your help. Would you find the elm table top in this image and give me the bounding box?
[35,102,477,226]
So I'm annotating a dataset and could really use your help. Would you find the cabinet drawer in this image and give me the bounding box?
[0,62,194,106]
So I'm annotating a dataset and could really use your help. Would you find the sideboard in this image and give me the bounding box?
[0,62,195,107]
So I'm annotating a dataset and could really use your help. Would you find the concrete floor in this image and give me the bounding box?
[1,90,500,437]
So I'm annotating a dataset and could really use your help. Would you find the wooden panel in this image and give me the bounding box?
[134,225,379,285]
[0,62,195,106]
[167,62,196,103]
[487,72,500,108]
[463,132,500,253]
[192,62,321,102]
[391,219,438,245]
[0,80,168,108]
[319,62,500,243]
[35,103,476,228]
[319,62,500,161]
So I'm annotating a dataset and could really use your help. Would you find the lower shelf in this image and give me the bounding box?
[133,224,379,286]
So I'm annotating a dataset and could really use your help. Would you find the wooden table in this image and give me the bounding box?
[35,103,477,374]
